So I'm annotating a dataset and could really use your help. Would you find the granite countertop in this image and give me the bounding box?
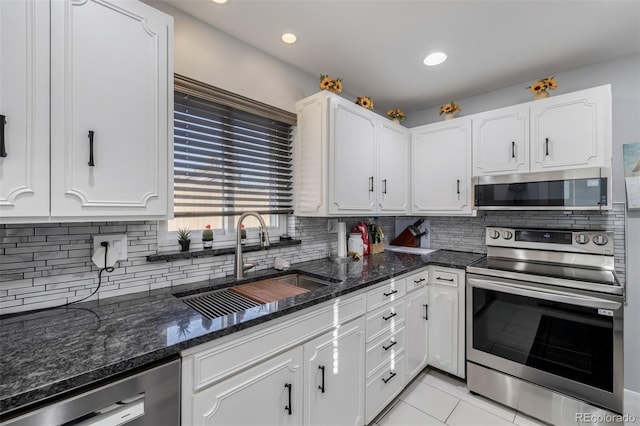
[0,249,484,417]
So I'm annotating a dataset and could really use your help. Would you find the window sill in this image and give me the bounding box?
[146,238,301,263]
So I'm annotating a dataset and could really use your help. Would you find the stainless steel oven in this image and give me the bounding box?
[466,227,624,424]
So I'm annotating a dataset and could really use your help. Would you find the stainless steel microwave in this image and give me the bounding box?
[473,167,611,211]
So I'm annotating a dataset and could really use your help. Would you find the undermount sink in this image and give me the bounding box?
[176,272,335,320]
[273,274,332,291]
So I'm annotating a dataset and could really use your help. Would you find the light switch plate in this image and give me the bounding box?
[93,234,128,261]
[327,219,338,233]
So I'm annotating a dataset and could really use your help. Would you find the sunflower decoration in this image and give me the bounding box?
[319,74,343,94]
[439,101,461,115]
[386,108,406,122]
[527,76,558,94]
[355,96,374,110]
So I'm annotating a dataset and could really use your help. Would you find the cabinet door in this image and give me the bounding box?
[530,85,611,172]
[191,347,303,426]
[428,284,458,376]
[377,121,409,213]
[304,317,366,426]
[405,286,428,380]
[50,0,172,219]
[411,119,472,215]
[472,105,529,176]
[0,0,49,221]
[329,98,376,214]
[295,94,328,216]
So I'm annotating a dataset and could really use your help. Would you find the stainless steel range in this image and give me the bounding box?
[466,227,624,424]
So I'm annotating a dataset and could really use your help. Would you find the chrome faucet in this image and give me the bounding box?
[234,212,270,279]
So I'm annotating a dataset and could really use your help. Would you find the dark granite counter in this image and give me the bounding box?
[0,249,484,418]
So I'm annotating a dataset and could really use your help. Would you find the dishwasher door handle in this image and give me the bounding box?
[78,394,145,426]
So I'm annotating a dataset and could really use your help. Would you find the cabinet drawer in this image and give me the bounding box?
[430,268,459,287]
[366,326,405,377]
[365,351,406,424]
[183,294,366,391]
[366,300,405,343]
[367,278,406,311]
[405,270,428,292]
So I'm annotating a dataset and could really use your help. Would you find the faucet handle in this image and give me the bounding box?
[243,262,256,272]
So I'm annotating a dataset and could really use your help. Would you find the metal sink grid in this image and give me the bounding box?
[179,288,261,320]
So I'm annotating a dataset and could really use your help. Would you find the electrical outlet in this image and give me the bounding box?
[327,219,338,233]
[93,234,128,261]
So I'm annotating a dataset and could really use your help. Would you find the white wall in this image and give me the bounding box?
[146,1,318,113]
[146,2,640,394]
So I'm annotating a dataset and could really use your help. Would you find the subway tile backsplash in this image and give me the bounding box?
[0,204,626,315]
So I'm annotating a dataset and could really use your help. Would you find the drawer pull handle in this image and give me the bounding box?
[456,179,460,195]
[369,176,374,192]
[88,130,95,167]
[383,340,397,351]
[284,383,292,415]
[414,278,425,284]
[423,304,428,320]
[436,277,454,282]
[511,141,515,158]
[383,289,398,297]
[0,114,7,157]
[318,365,325,393]
[382,178,387,194]
[383,312,397,321]
[382,371,396,384]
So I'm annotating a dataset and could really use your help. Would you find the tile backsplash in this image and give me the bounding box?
[0,204,626,315]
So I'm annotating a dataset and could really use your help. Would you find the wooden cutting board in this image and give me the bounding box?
[229,279,309,304]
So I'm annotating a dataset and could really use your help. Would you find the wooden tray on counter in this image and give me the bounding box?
[229,280,309,304]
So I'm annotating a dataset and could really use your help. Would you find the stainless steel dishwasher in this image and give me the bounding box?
[1,359,180,426]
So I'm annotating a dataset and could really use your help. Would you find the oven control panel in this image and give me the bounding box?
[485,227,614,255]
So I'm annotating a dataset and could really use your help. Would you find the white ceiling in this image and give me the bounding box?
[163,0,640,113]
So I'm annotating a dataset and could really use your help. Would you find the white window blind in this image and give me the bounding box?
[173,75,295,218]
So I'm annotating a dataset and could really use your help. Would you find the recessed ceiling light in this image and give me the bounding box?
[211,0,228,4]
[423,52,448,66]
[281,33,297,44]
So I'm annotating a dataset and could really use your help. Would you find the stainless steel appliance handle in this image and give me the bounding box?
[468,276,621,310]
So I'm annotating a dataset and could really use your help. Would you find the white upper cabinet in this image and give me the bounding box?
[329,96,377,214]
[377,121,410,213]
[472,85,611,176]
[50,0,173,220]
[0,0,50,221]
[472,105,529,176]
[530,85,611,172]
[295,91,409,216]
[410,118,473,215]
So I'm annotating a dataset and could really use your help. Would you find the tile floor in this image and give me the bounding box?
[369,368,550,426]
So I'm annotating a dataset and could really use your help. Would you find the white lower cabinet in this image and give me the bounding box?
[303,316,366,426]
[182,267,450,426]
[405,283,429,381]
[182,294,367,426]
[365,352,406,424]
[427,267,466,379]
[191,347,304,426]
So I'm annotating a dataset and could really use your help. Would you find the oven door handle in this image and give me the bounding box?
[468,277,622,310]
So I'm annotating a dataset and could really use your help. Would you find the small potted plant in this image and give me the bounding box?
[202,224,213,249]
[240,224,247,244]
[527,76,558,100]
[386,108,406,124]
[439,101,461,120]
[177,227,191,252]
[355,96,374,110]
[319,74,343,94]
